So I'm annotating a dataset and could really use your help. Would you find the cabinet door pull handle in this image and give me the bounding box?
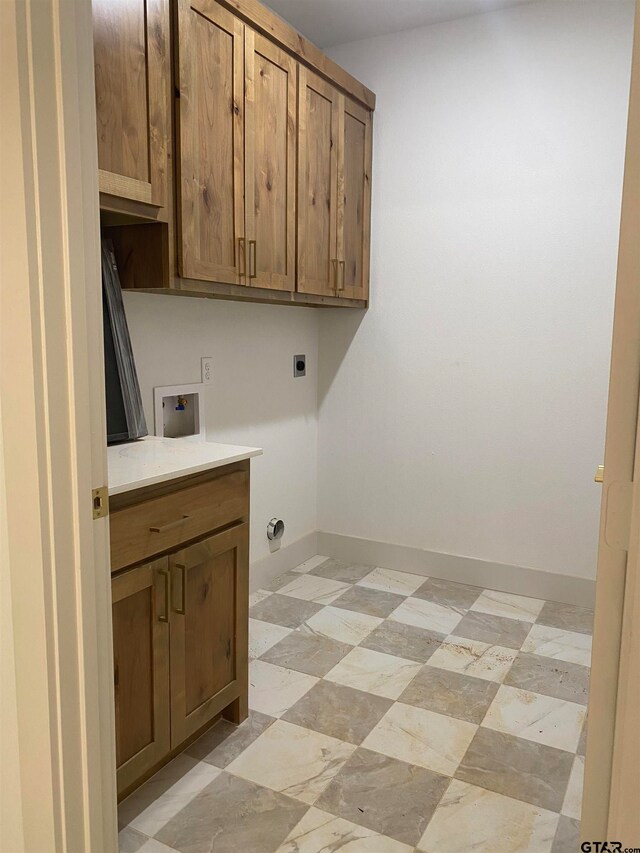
[249,240,257,280]
[339,260,345,291]
[149,515,190,534]
[173,563,187,615]
[238,237,247,282]
[331,258,338,291]
[158,568,170,623]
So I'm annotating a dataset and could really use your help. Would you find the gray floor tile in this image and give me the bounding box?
[186,711,275,768]
[453,610,531,650]
[249,593,323,628]
[412,577,483,611]
[537,601,594,636]
[283,680,393,745]
[360,619,445,662]
[551,815,581,852]
[261,629,352,677]
[577,718,587,756]
[316,747,450,846]
[118,826,149,853]
[456,727,574,812]
[331,585,406,618]
[155,772,308,853]
[505,652,590,705]
[400,664,499,724]
[309,558,376,584]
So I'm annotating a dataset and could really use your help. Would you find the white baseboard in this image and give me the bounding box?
[317,531,596,609]
[250,531,319,592]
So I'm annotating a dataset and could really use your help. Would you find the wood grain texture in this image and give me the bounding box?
[111,558,170,796]
[338,98,372,301]
[244,30,297,290]
[176,0,245,282]
[215,0,375,109]
[109,468,249,572]
[169,523,249,744]
[297,67,339,297]
[105,222,170,290]
[94,0,169,209]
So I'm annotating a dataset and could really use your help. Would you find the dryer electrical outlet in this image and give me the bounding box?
[294,355,306,377]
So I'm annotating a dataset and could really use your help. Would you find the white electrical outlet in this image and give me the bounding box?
[201,356,213,385]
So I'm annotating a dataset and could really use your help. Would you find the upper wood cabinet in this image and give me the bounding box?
[93,0,169,213]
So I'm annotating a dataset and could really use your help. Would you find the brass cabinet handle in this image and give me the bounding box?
[338,260,345,291]
[149,515,190,534]
[249,240,257,280]
[331,258,338,291]
[238,237,247,281]
[158,568,170,623]
[173,563,186,615]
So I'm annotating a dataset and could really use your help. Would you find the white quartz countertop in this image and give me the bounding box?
[107,436,262,496]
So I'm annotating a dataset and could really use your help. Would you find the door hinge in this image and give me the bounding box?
[92,486,109,520]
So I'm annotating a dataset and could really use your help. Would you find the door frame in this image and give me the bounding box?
[1,0,117,850]
[582,2,640,846]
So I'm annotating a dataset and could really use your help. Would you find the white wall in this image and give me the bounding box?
[320,1,634,580]
[123,293,319,566]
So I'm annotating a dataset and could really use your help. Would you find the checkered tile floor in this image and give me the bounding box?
[119,556,593,853]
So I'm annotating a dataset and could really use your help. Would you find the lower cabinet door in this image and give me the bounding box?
[112,557,171,796]
[169,523,249,745]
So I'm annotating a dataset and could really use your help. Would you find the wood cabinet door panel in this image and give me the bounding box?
[93,0,168,208]
[176,0,245,283]
[338,98,372,301]
[297,68,339,297]
[169,524,249,745]
[112,558,170,796]
[244,31,297,291]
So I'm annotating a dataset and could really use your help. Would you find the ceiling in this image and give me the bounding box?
[263,0,534,49]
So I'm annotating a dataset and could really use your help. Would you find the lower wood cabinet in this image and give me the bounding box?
[110,463,250,798]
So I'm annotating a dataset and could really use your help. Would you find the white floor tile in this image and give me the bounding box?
[276,807,413,852]
[249,619,293,659]
[302,606,382,645]
[291,555,331,574]
[249,589,272,608]
[324,647,422,699]
[426,636,517,682]
[522,624,592,667]
[389,596,463,635]
[470,590,544,623]
[278,574,350,605]
[357,567,425,597]
[249,659,318,718]
[562,755,585,820]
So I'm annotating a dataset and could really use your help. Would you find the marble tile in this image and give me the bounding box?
[156,772,307,853]
[505,652,590,705]
[390,596,464,635]
[186,711,275,768]
[283,680,392,745]
[249,593,323,629]
[400,664,499,724]
[249,589,272,608]
[265,571,307,592]
[471,590,545,623]
[551,815,581,853]
[316,747,450,847]
[427,636,518,682]
[275,807,413,853]
[537,600,594,636]
[362,702,477,776]
[453,610,531,650]
[137,841,176,853]
[249,619,293,659]
[278,573,350,605]
[562,755,584,820]
[578,718,588,756]
[417,779,559,853]
[302,606,382,645]
[123,759,221,837]
[261,629,352,677]
[483,685,586,752]
[357,566,425,597]
[360,619,445,663]
[456,727,575,812]
[226,720,355,805]
[309,558,376,584]
[522,624,592,667]
[248,660,318,718]
[118,754,199,828]
[331,585,406,618]
[413,577,483,612]
[118,826,148,853]
[324,647,423,699]
[291,554,331,573]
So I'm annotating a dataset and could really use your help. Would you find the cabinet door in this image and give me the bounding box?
[297,68,340,297]
[112,558,170,796]
[244,31,297,291]
[337,98,373,301]
[169,524,249,745]
[93,0,168,209]
[176,0,245,283]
